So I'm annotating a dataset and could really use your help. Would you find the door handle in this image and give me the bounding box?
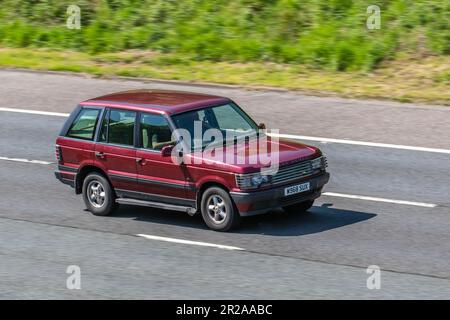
[136,158,146,165]
[95,152,105,159]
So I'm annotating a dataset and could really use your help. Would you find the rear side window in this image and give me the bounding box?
[66,108,100,140]
[140,113,173,150]
[108,109,137,146]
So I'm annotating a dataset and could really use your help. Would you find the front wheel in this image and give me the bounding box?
[283,200,314,214]
[200,187,240,232]
[82,172,117,216]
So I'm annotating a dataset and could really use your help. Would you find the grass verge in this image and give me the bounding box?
[0,48,448,105]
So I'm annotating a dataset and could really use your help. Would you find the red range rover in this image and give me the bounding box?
[55,90,329,231]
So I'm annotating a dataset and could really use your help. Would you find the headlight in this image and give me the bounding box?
[311,156,327,170]
[251,175,263,186]
[236,173,271,189]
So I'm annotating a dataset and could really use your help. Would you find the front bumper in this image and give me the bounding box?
[230,172,330,216]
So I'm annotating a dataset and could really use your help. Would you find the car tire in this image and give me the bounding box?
[200,187,240,231]
[82,172,117,216]
[283,200,314,213]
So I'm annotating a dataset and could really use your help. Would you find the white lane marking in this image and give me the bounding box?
[0,155,438,208]
[270,133,450,155]
[0,107,69,117]
[136,234,245,251]
[323,192,437,208]
[1,107,450,155]
[0,156,53,165]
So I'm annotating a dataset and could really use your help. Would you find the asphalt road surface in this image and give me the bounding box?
[0,70,449,299]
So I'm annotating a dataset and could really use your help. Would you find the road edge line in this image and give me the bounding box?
[270,133,450,154]
[2,107,450,155]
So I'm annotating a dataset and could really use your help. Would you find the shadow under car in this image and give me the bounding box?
[109,202,376,236]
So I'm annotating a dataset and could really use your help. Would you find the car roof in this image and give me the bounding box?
[80,89,231,115]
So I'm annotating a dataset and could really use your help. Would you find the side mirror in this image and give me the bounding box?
[258,123,266,129]
[161,145,175,157]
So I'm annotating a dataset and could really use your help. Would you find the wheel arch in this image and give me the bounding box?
[196,181,230,212]
[75,165,111,194]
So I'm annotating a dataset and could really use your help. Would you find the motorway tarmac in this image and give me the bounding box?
[0,70,449,299]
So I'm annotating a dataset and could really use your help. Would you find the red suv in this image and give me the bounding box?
[55,90,329,231]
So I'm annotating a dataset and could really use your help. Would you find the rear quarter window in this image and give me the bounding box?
[66,108,100,140]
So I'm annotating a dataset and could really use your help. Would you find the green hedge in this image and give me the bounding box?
[0,0,448,71]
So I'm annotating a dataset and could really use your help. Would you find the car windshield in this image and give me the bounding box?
[171,103,259,151]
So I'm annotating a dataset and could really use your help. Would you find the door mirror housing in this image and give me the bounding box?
[258,123,266,129]
[161,144,175,157]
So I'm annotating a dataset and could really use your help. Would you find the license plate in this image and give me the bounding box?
[284,182,311,196]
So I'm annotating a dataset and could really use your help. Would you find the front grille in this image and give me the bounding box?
[271,158,319,185]
[235,156,327,190]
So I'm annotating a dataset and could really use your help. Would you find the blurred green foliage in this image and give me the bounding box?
[0,0,448,71]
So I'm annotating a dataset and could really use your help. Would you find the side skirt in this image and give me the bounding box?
[115,189,197,216]
[116,198,197,215]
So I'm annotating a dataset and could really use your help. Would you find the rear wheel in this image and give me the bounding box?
[82,173,117,216]
[200,187,240,231]
[283,200,314,213]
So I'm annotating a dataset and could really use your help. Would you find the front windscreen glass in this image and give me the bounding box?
[171,103,258,150]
